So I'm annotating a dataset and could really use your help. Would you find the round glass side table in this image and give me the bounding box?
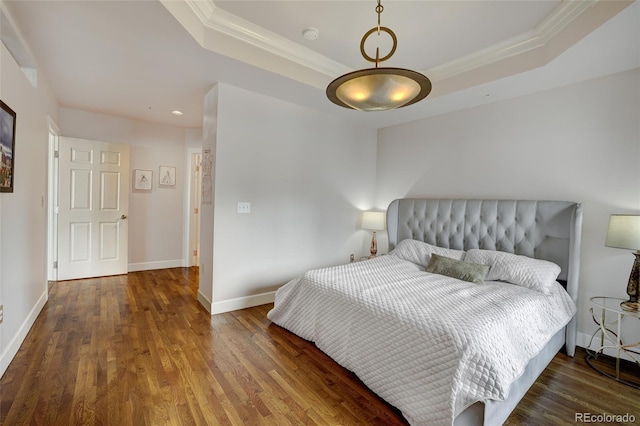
[587,296,640,389]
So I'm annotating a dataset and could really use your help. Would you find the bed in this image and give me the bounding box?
[268,198,583,425]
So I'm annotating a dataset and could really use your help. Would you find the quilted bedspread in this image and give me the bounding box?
[267,255,576,425]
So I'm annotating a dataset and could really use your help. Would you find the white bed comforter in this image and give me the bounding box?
[267,255,576,425]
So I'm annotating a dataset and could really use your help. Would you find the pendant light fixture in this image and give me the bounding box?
[326,0,432,111]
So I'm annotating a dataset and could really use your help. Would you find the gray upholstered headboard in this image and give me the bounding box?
[386,199,583,355]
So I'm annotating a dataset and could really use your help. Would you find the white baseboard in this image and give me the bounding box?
[197,290,213,314]
[0,288,48,377]
[211,291,276,315]
[128,259,183,272]
[577,331,592,351]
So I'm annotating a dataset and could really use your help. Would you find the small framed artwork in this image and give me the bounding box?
[159,165,176,187]
[1,100,17,193]
[133,169,153,191]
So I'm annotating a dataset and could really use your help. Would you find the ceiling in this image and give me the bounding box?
[3,0,639,130]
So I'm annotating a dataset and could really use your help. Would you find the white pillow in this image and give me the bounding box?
[389,239,465,268]
[464,249,561,294]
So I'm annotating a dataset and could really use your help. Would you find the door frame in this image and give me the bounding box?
[183,147,202,267]
[46,117,59,282]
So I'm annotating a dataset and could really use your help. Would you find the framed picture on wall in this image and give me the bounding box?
[133,169,153,191]
[159,165,176,187]
[0,100,17,193]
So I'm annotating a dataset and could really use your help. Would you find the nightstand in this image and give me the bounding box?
[587,296,640,389]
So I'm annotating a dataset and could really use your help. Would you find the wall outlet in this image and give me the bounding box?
[237,202,251,214]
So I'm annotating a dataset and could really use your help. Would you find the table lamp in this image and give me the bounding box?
[605,214,640,312]
[362,211,386,258]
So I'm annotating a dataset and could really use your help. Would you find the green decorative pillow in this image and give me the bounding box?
[425,254,490,284]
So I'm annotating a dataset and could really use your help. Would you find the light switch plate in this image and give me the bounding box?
[237,202,251,214]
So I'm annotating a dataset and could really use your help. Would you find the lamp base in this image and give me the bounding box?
[369,231,378,258]
[620,300,640,312]
[369,231,378,259]
[622,252,640,312]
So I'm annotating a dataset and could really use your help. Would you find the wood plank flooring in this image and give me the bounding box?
[1,267,639,425]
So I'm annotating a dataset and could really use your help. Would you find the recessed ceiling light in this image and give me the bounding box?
[171,110,184,116]
[302,27,319,41]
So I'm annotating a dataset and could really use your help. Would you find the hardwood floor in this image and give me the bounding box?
[1,267,639,425]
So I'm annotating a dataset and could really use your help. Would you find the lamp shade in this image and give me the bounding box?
[362,211,386,231]
[605,215,640,250]
[327,68,431,111]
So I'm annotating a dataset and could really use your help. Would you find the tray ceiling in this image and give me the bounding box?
[3,0,638,129]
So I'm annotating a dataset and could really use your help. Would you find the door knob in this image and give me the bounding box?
[121,214,128,220]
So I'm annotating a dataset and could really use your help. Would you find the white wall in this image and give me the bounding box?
[59,108,193,270]
[0,42,59,376]
[185,128,203,150]
[201,83,377,313]
[198,85,218,312]
[376,68,640,346]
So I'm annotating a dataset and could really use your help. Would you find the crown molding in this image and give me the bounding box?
[184,0,215,23]
[185,0,350,78]
[427,0,598,81]
[174,0,602,86]
[1,1,39,87]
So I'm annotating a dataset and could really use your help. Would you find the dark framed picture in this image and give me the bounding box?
[0,100,16,193]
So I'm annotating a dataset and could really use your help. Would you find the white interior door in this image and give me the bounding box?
[57,137,129,280]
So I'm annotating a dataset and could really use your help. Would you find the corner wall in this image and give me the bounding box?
[376,68,640,346]
[202,83,377,314]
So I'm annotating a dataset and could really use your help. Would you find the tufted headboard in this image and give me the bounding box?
[386,199,583,354]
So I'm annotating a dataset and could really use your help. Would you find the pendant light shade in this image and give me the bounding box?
[328,68,431,111]
[326,1,431,111]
